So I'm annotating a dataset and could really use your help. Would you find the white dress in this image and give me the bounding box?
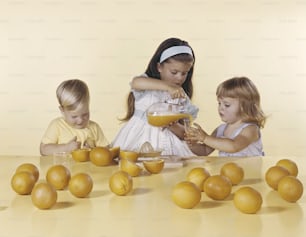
[216,123,264,157]
[112,89,199,157]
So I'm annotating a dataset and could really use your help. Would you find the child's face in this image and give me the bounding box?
[157,58,193,86]
[217,97,241,124]
[60,104,90,129]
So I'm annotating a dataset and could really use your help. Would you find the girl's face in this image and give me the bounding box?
[217,97,241,124]
[157,58,193,86]
[60,104,90,129]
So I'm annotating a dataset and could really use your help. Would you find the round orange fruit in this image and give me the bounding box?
[69,173,93,198]
[234,186,262,214]
[11,171,36,195]
[109,171,133,196]
[31,182,57,209]
[278,176,303,202]
[203,175,232,200]
[265,165,290,190]
[90,147,112,166]
[276,159,298,177]
[46,165,71,190]
[172,181,201,209]
[186,167,210,191]
[220,162,244,185]
[15,163,39,182]
[109,146,120,159]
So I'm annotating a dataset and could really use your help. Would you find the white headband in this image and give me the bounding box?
[159,45,193,63]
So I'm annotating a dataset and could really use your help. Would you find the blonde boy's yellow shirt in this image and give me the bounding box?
[41,117,109,147]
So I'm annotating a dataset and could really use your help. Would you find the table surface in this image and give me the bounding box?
[0,155,305,237]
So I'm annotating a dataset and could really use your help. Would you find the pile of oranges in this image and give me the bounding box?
[10,146,120,209]
[171,159,304,214]
[10,152,304,214]
[11,162,94,209]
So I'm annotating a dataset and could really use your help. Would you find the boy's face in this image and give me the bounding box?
[60,104,90,129]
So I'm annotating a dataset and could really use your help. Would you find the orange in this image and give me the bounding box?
[46,165,71,190]
[15,163,39,182]
[90,147,113,166]
[71,148,90,162]
[143,159,165,174]
[69,173,93,198]
[31,182,57,209]
[265,165,290,190]
[171,181,201,209]
[234,186,262,214]
[109,171,133,196]
[109,146,120,159]
[186,167,210,191]
[11,171,36,195]
[278,176,303,202]
[119,150,139,162]
[276,159,298,177]
[203,175,232,200]
[120,159,142,177]
[220,162,244,185]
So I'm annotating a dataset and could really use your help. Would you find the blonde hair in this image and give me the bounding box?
[56,79,90,111]
[216,77,266,128]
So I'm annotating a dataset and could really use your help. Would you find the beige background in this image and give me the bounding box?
[1,1,305,156]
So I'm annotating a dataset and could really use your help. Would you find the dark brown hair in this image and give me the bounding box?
[121,37,195,121]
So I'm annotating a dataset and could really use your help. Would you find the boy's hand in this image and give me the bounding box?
[67,136,81,151]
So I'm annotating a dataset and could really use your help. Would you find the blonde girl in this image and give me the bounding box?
[186,77,266,157]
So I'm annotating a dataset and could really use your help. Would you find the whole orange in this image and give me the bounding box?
[109,171,133,196]
[203,175,232,200]
[171,181,201,209]
[265,165,290,190]
[11,171,36,195]
[220,162,244,185]
[234,186,262,214]
[186,167,210,191]
[69,173,93,198]
[46,165,71,190]
[15,163,39,182]
[90,147,112,166]
[276,159,298,177]
[109,146,120,159]
[31,182,57,209]
[278,176,303,202]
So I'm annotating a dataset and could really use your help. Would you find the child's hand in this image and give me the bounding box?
[66,136,81,151]
[84,138,95,149]
[168,86,186,99]
[184,123,207,145]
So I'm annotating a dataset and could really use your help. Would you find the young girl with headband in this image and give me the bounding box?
[185,77,266,157]
[112,38,199,157]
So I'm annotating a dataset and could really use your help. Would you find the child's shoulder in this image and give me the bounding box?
[88,120,103,129]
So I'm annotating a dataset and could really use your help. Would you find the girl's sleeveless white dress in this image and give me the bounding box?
[216,123,264,157]
[112,90,199,157]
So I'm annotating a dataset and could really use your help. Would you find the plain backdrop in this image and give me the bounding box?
[1,1,306,156]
